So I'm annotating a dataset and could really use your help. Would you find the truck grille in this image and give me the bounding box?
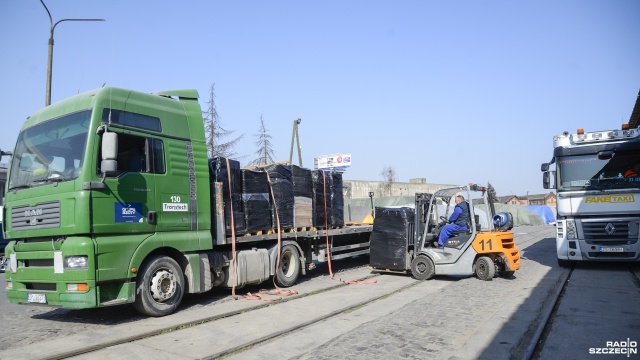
[12,201,61,230]
[581,220,637,245]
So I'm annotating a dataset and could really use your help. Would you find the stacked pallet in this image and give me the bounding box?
[209,157,344,235]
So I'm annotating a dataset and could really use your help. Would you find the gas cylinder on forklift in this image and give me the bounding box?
[369,183,521,281]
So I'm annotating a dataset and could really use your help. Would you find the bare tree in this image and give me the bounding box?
[247,114,276,166]
[379,166,396,196]
[202,83,243,158]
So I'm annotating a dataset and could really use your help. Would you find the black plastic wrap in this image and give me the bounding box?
[209,157,246,235]
[291,165,313,227]
[241,169,272,233]
[311,170,345,228]
[291,165,313,197]
[329,173,345,227]
[369,206,415,270]
[312,170,331,228]
[265,164,294,229]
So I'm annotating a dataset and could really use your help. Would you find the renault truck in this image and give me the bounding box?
[541,125,640,266]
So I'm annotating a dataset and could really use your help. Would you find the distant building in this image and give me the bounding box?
[498,195,521,205]
[473,192,556,207]
[527,192,557,207]
[343,179,456,199]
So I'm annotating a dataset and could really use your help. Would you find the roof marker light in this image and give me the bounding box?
[577,128,584,135]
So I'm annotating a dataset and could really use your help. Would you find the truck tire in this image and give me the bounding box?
[475,256,495,281]
[411,255,435,280]
[276,244,300,287]
[133,255,184,317]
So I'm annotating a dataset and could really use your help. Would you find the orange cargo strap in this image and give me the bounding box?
[225,158,238,300]
[243,171,298,301]
[322,171,376,286]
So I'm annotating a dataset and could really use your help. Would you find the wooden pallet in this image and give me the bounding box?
[242,228,276,236]
[369,267,408,275]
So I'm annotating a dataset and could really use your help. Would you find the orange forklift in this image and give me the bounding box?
[370,184,521,280]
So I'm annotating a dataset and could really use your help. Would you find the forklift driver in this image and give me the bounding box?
[437,195,470,246]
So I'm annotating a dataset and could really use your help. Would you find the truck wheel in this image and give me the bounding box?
[411,255,435,280]
[475,256,495,281]
[276,244,300,287]
[133,255,184,317]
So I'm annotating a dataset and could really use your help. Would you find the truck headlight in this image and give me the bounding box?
[566,220,576,240]
[65,256,88,269]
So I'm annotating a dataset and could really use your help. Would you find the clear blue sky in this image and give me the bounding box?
[1,1,639,197]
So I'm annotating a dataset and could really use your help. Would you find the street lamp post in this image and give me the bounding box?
[41,0,104,106]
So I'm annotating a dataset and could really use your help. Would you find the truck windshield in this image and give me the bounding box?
[8,110,90,190]
[557,150,640,191]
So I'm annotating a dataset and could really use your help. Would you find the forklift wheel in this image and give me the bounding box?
[411,255,435,281]
[474,256,495,281]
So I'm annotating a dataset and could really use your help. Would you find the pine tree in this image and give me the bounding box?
[487,182,498,203]
[202,83,243,158]
[248,114,276,166]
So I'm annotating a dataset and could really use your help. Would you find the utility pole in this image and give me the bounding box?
[289,118,303,167]
[41,0,104,106]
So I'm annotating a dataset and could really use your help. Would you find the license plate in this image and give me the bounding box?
[27,293,47,304]
[599,247,624,253]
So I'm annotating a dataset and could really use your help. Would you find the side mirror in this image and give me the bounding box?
[0,149,12,165]
[543,172,550,189]
[541,163,549,172]
[101,132,118,175]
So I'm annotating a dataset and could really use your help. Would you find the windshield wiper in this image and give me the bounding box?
[44,177,65,184]
[9,185,32,191]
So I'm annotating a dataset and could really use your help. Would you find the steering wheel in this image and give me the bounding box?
[439,216,447,223]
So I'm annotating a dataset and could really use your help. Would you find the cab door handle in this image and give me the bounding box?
[147,211,157,225]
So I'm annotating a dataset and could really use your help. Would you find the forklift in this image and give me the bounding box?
[369,183,520,281]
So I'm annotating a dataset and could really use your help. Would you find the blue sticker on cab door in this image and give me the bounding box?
[115,202,143,222]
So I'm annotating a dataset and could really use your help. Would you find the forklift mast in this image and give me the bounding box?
[413,193,432,251]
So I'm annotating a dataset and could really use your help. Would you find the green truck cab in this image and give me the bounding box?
[4,87,211,315]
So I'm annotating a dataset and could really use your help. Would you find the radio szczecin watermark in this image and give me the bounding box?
[589,339,637,357]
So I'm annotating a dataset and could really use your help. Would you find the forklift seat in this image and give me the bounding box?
[451,215,479,236]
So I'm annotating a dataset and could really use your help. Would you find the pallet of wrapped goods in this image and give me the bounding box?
[329,172,345,227]
[312,170,344,228]
[265,164,294,229]
[369,206,415,271]
[241,169,272,233]
[290,165,313,228]
[209,157,246,235]
[311,170,330,228]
